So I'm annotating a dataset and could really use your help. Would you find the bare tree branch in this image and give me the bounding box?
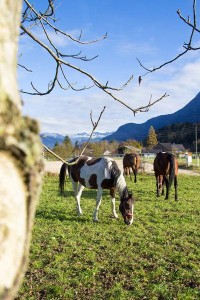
[18,63,33,72]
[43,106,106,165]
[136,93,169,113]
[22,0,107,44]
[177,0,200,33]
[19,0,168,116]
[137,0,199,77]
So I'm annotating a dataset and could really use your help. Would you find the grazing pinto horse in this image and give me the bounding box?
[59,156,135,225]
[153,152,178,201]
[123,153,140,183]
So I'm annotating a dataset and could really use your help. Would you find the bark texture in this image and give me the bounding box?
[0,1,43,299]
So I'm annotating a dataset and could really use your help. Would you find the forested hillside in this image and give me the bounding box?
[156,122,200,151]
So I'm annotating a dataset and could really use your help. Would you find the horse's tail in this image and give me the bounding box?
[59,163,68,195]
[168,153,175,188]
[129,154,138,168]
[129,154,137,180]
[136,154,140,171]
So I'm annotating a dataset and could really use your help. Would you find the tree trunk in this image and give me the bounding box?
[0,1,43,299]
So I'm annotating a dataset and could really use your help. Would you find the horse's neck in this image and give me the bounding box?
[116,174,128,198]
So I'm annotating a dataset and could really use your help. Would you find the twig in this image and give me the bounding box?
[43,106,106,166]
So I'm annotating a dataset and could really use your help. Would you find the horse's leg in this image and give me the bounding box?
[93,187,103,222]
[174,175,178,201]
[133,167,137,183]
[161,177,165,195]
[123,167,127,176]
[71,179,84,215]
[155,174,160,197]
[128,167,132,181]
[76,184,85,215]
[110,188,118,219]
[164,176,169,200]
[157,175,164,197]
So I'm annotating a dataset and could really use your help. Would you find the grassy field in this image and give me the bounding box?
[17,173,200,300]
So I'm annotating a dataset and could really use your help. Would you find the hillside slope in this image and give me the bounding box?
[104,92,200,141]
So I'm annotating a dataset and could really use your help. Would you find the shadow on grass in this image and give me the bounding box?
[58,188,99,199]
[37,189,103,224]
[35,208,91,223]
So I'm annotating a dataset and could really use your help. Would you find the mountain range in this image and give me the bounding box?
[103,92,200,142]
[41,92,200,147]
[40,131,112,148]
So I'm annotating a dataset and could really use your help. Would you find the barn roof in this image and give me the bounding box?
[153,143,185,152]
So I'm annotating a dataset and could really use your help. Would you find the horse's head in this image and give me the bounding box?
[119,193,134,225]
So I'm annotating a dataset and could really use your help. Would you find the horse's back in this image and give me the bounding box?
[123,153,140,169]
[69,155,121,189]
[154,152,178,175]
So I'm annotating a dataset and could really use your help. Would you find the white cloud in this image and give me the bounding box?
[117,41,158,56]
[22,55,200,135]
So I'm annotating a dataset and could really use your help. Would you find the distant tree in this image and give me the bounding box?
[74,141,80,155]
[63,135,73,155]
[108,140,120,153]
[53,136,73,158]
[74,141,79,149]
[82,140,115,157]
[89,141,107,157]
[89,143,101,157]
[146,126,158,148]
[125,139,142,149]
[52,144,66,159]
[63,135,71,145]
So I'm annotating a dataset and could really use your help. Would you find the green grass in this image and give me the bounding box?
[17,173,200,300]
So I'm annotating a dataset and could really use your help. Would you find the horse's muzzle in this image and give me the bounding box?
[123,213,133,225]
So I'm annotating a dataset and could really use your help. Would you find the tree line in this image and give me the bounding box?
[48,122,200,159]
[155,122,200,151]
[44,136,142,159]
[140,122,199,151]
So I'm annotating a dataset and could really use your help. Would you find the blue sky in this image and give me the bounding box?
[18,0,200,135]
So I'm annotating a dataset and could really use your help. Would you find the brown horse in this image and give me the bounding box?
[153,152,178,201]
[123,153,141,183]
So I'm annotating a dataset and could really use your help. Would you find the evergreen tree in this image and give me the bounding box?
[146,126,158,148]
[52,135,74,159]
[63,135,72,146]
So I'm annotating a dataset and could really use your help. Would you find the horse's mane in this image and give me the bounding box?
[121,186,129,199]
[110,160,129,198]
[110,160,121,185]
